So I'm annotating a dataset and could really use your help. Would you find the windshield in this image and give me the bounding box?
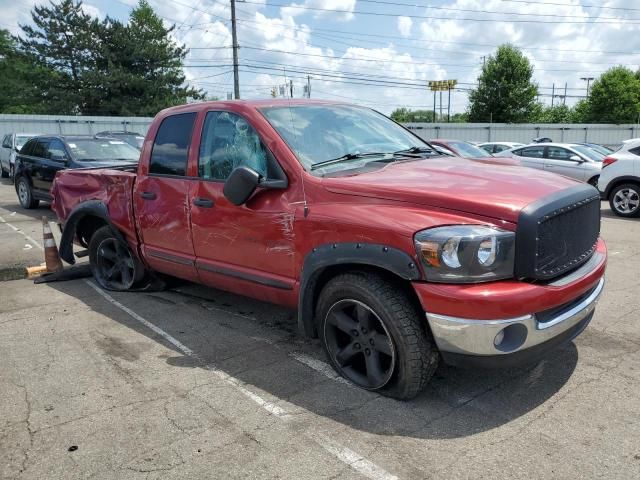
[572,145,605,162]
[260,104,432,171]
[68,139,140,162]
[447,141,493,158]
[15,136,33,149]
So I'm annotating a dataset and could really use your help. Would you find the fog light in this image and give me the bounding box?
[493,323,528,352]
[494,329,505,347]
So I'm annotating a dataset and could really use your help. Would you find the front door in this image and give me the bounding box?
[134,112,199,281]
[190,110,298,306]
[544,146,586,181]
[513,145,545,171]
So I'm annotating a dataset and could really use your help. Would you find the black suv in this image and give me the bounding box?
[14,135,140,209]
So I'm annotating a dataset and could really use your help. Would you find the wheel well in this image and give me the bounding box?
[307,263,424,335]
[75,215,108,248]
[607,178,640,199]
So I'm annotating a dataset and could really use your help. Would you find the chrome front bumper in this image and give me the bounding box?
[426,278,604,357]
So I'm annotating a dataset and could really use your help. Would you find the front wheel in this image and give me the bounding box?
[89,226,145,291]
[609,183,640,218]
[316,272,439,400]
[16,177,39,209]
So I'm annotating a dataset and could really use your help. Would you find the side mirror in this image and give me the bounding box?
[223,166,260,206]
[569,155,584,162]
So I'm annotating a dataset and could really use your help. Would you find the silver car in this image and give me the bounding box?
[478,142,524,154]
[497,142,604,185]
[1,133,40,179]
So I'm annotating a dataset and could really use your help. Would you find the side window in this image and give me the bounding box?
[19,139,34,156]
[516,146,544,158]
[31,139,49,158]
[2,135,10,148]
[547,146,573,161]
[149,112,196,176]
[46,139,67,160]
[198,111,268,180]
[628,146,640,157]
[494,145,508,153]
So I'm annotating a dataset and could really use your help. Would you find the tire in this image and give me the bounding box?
[609,183,640,218]
[316,271,439,400]
[16,177,39,209]
[89,226,146,291]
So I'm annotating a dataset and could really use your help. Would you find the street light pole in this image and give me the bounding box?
[581,76,595,97]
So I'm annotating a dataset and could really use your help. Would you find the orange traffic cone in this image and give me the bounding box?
[42,217,63,273]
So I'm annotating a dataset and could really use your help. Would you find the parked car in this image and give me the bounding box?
[497,143,604,185]
[51,100,606,399]
[14,135,140,209]
[1,133,40,179]
[478,142,524,154]
[532,137,553,143]
[598,138,640,217]
[577,142,613,156]
[429,139,494,159]
[95,130,145,150]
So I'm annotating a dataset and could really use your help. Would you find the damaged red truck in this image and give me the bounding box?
[51,100,606,399]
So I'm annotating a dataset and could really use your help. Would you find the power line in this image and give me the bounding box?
[499,0,640,12]
[239,0,640,24]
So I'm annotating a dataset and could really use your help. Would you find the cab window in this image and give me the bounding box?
[546,146,573,161]
[149,113,196,176]
[198,111,268,180]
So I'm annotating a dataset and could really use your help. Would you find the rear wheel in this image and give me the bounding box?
[609,183,640,218]
[316,272,439,400]
[89,226,145,291]
[16,177,39,209]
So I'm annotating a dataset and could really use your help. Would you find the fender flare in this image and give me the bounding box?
[297,242,421,337]
[58,200,125,264]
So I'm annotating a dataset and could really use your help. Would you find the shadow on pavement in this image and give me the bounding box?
[45,277,578,440]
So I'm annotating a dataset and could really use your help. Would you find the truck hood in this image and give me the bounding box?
[321,157,580,223]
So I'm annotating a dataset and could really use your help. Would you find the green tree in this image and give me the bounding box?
[468,44,539,123]
[94,0,203,116]
[584,67,640,123]
[18,0,102,113]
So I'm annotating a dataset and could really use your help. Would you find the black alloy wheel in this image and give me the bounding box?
[323,299,396,389]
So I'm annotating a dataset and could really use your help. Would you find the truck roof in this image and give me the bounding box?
[157,98,351,116]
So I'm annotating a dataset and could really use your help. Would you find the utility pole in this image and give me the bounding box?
[307,75,311,98]
[551,83,555,108]
[447,87,451,123]
[289,80,293,98]
[433,90,436,123]
[230,0,240,99]
[481,55,486,67]
[581,76,595,96]
[563,82,567,105]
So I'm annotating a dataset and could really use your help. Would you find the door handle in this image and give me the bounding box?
[193,197,214,208]
[140,191,157,200]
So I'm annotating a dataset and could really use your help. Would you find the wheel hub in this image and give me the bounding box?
[324,299,396,389]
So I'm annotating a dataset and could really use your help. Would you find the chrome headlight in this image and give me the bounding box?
[414,225,515,283]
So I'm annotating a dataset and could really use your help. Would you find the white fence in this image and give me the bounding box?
[404,123,640,147]
[0,114,154,139]
[1,114,639,148]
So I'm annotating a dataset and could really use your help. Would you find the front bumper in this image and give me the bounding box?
[427,277,604,367]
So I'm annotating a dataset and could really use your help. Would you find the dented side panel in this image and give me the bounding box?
[51,169,138,247]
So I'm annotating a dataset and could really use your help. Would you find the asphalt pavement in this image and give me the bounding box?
[0,176,639,480]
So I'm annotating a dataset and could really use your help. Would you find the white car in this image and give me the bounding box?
[496,142,603,185]
[478,142,524,154]
[598,138,640,217]
[1,133,40,179]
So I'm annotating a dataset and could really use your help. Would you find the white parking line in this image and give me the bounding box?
[84,279,399,480]
[290,352,351,385]
[0,214,44,250]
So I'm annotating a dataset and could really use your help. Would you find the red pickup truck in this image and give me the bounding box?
[51,100,606,399]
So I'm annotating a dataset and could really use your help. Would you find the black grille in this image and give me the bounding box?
[515,184,601,281]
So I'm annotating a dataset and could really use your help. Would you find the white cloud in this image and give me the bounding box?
[397,16,412,37]
[281,0,357,22]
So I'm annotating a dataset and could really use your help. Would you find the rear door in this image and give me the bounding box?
[190,110,297,304]
[544,146,585,181]
[512,146,545,170]
[134,112,199,281]
[23,138,50,194]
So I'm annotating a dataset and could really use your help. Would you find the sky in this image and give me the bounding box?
[2,0,640,115]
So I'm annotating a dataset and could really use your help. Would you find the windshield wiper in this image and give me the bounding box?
[393,146,437,156]
[310,152,390,171]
